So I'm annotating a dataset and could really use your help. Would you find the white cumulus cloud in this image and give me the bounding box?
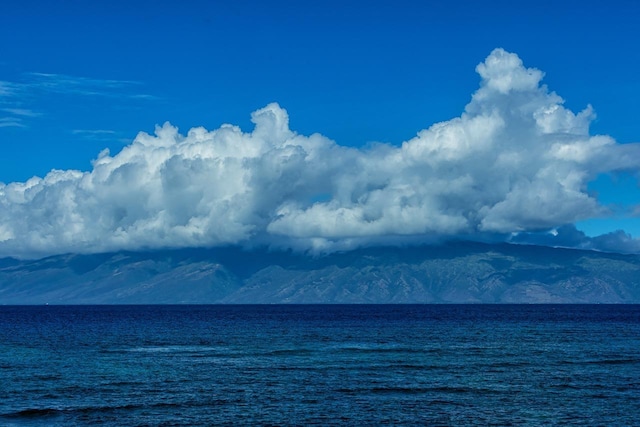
[1,48,639,259]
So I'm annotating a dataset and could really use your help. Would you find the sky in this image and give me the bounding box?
[1,0,639,258]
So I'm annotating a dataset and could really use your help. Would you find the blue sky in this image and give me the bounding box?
[1,0,639,258]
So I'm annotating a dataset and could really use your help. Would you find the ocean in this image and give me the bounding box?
[1,305,639,426]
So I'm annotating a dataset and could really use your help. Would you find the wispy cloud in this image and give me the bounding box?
[1,108,41,117]
[72,129,117,136]
[0,117,26,128]
[24,72,143,98]
[72,129,120,141]
[0,106,41,129]
[0,81,17,97]
[0,73,155,129]
[129,94,160,101]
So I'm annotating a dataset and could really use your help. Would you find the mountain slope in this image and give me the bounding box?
[1,243,639,304]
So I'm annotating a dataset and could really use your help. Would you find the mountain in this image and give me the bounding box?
[1,242,640,304]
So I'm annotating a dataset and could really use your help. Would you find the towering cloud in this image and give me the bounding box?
[1,49,639,258]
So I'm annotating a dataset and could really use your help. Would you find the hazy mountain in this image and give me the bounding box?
[1,242,640,304]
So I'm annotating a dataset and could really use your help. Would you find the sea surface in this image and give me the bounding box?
[1,305,639,426]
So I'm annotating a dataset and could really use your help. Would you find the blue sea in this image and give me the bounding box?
[1,305,639,426]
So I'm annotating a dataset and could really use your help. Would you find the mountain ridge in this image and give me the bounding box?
[1,242,640,304]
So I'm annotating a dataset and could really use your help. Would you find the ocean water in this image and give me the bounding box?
[1,305,639,426]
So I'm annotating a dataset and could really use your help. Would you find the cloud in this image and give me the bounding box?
[24,72,142,97]
[72,129,117,135]
[2,73,145,100]
[0,117,26,128]
[511,225,640,254]
[1,48,639,258]
[0,73,154,129]
[0,108,41,129]
[1,108,41,117]
[0,81,18,97]
[72,129,119,141]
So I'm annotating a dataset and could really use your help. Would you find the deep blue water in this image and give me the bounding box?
[1,305,639,426]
